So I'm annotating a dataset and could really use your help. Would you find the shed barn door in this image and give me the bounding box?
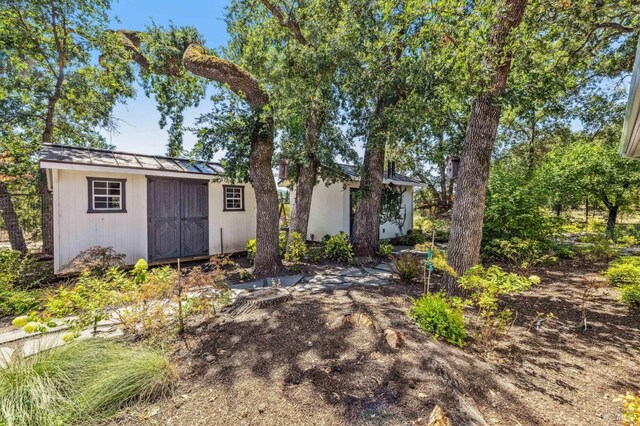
[148,178,209,261]
[180,181,209,258]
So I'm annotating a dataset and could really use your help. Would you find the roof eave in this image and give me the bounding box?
[620,38,640,159]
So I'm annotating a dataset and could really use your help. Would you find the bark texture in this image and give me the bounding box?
[352,142,386,256]
[445,0,528,295]
[182,43,282,275]
[0,181,27,253]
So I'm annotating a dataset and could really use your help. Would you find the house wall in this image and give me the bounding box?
[53,169,148,272]
[297,180,414,242]
[52,169,257,273]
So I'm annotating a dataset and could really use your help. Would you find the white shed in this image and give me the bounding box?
[40,144,256,273]
[285,163,427,242]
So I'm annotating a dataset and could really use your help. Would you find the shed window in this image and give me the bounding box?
[223,186,244,211]
[87,178,126,213]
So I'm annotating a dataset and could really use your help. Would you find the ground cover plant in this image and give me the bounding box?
[0,339,176,426]
[410,292,467,347]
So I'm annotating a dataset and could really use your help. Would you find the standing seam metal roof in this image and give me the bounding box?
[39,144,224,175]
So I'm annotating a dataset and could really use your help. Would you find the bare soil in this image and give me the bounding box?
[114,260,639,426]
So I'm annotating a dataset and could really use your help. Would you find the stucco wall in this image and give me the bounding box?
[52,169,257,273]
[296,180,414,241]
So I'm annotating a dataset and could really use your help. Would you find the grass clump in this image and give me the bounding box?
[0,338,177,425]
[410,292,467,347]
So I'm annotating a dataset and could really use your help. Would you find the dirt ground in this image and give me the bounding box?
[114,260,639,426]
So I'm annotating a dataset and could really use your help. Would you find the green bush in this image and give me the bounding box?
[322,232,353,262]
[378,241,394,256]
[605,263,640,287]
[410,292,467,347]
[0,290,40,317]
[393,230,427,246]
[284,232,308,262]
[389,253,421,283]
[0,339,176,425]
[459,265,539,343]
[484,237,557,268]
[60,246,126,276]
[621,284,640,311]
[246,238,256,263]
[419,218,451,242]
[0,249,52,290]
[612,256,640,268]
[576,234,618,260]
[616,235,639,248]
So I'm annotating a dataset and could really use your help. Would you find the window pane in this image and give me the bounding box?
[108,182,120,189]
[94,201,108,209]
[94,188,107,195]
[94,181,107,189]
[107,188,120,195]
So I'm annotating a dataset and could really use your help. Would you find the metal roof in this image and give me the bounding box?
[336,164,426,186]
[40,144,224,176]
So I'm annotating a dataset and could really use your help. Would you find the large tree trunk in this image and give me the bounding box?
[289,107,322,243]
[183,44,282,275]
[248,112,282,276]
[289,156,318,241]
[445,0,528,295]
[0,181,27,253]
[352,142,386,256]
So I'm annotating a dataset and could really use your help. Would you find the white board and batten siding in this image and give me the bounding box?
[293,180,414,242]
[51,168,256,273]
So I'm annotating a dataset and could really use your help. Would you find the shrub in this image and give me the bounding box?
[378,241,394,256]
[307,246,323,263]
[0,338,176,425]
[576,234,618,260]
[612,256,640,268]
[621,391,640,425]
[393,230,426,246]
[410,292,467,347]
[0,249,52,290]
[616,235,639,248]
[419,218,451,242]
[322,232,353,262]
[605,263,640,287]
[246,238,256,263]
[284,232,308,262]
[459,265,539,344]
[414,242,457,277]
[0,290,40,317]
[484,237,556,268]
[389,253,421,283]
[621,284,640,312]
[60,246,126,275]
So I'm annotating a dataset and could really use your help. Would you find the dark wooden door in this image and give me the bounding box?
[180,180,209,258]
[148,178,209,261]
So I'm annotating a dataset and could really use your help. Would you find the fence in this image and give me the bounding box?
[0,193,52,253]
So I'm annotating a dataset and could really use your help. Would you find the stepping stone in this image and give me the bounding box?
[363,267,393,279]
[337,267,365,277]
[231,274,303,290]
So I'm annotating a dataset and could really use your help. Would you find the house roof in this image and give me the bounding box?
[40,144,224,176]
[621,38,640,158]
[336,163,427,186]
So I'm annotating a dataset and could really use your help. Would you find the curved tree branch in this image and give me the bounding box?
[183,44,269,109]
[260,0,310,47]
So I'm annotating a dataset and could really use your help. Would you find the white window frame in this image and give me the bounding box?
[87,178,127,213]
[223,185,244,211]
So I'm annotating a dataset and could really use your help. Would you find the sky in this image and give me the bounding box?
[102,0,233,156]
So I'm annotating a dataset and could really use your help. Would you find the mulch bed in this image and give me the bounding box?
[113,260,639,426]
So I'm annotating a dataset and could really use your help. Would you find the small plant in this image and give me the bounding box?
[378,241,394,256]
[284,232,308,262]
[459,265,539,345]
[414,242,457,277]
[612,256,640,268]
[620,390,640,425]
[238,268,254,281]
[604,263,640,287]
[616,235,639,248]
[322,232,354,262]
[484,237,556,268]
[60,246,126,275]
[576,234,618,260]
[246,238,256,263]
[621,284,640,312]
[410,292,467,347]
[389,253,421,283]
[307,246,323,263]
[579,277,609,330]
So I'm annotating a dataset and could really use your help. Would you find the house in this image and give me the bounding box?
[283,162,427,241]
[40,144,256,273]
[621,38,640,158]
